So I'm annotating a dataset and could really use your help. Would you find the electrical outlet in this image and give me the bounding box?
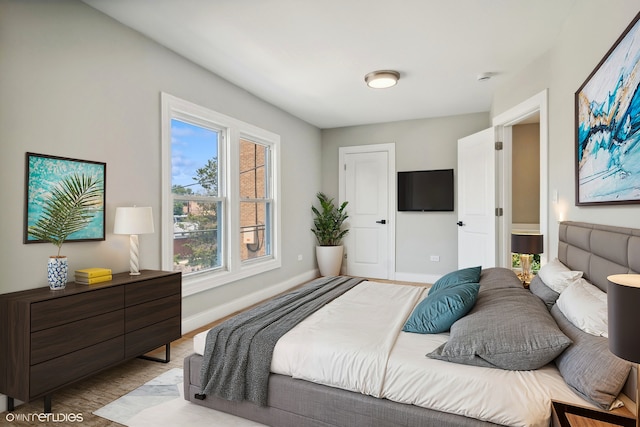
[430,255,440,262]
[297,254,303,261]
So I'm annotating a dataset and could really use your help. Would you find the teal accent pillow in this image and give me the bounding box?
[430,266,482,293]
[403,282,480,334]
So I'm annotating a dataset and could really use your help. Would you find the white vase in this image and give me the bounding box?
[316,245,344,276]
[48,256,68,290]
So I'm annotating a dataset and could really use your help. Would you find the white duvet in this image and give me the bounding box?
[194,281,597,427]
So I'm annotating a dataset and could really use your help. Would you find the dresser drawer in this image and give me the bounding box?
[31,310,124,365]
[125,293,181,333]
[31,287,124,332]
[30,336,125,398]
[125,273,180,306]
[125,316,181,358]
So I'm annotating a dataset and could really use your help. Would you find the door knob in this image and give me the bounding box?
[376,219,386,224]
[456,221,464,226]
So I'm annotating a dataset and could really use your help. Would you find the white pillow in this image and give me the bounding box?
[556,278,608,337]
[538,258,583,293]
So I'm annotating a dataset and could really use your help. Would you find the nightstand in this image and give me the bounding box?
[551,400,635,427]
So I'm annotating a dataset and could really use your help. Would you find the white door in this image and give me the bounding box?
[457,128,497,269]
[340,147,394,279]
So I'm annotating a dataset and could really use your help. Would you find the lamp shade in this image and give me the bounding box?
[511,233,543,254]
[608,274,640,363]
[113,207,154,235]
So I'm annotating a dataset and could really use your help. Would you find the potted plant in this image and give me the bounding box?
[311,192,349,276]
[28,173,103,289]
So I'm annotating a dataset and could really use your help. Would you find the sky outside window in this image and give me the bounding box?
[171,118,219,195]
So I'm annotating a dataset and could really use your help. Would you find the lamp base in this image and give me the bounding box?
[129,234,141,276]
[520,254,533,283]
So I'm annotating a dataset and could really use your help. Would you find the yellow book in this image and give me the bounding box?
[75,268,112,278]
[75,274,113,285]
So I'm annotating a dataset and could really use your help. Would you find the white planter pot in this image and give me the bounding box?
[316,245,344,277]
[48,256,68,290]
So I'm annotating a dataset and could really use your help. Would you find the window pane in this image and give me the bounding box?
[240,139,267,199]
[174,200,222,272]
[171,118,221,274]
[240,201,270,261]
[171,119,220,197]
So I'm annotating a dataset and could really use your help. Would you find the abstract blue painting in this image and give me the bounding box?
[25,153,106,243]
[576,12,640,205]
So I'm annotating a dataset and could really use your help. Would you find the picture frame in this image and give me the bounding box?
[575,11,640,206]
[24,152,106,243]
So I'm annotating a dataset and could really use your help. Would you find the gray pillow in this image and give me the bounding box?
[551,305,631,409]
[477,267,523,293]
[529,274,560,310]
[428,286,572,370]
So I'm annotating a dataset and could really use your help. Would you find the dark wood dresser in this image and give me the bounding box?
[0,269,181,412]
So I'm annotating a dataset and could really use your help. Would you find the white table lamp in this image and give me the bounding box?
[114,206,154,275]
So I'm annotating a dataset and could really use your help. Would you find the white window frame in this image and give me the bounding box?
[161,93,281,296]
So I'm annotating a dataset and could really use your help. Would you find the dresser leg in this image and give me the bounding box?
[138,343,171,363]
[7,396,14,411]
[44,394,51,413]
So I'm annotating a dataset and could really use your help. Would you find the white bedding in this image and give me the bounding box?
[194,280,597,427]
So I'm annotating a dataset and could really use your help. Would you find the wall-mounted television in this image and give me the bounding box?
[397,169,454,212]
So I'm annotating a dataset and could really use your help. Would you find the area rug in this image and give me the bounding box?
[94,368,265,427]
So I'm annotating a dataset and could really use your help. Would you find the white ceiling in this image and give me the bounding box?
[82,0,576,129]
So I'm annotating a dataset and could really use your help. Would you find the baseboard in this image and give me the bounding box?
[181,269,319,334]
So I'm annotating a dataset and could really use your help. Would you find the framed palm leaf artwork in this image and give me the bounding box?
[575,11,640,206]
[24,152,106,243]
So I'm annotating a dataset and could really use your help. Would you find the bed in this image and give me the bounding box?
[183,221,639,426]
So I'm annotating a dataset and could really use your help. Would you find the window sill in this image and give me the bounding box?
[181,257,281,297]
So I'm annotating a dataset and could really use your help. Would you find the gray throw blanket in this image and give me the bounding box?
[199,275,364,406]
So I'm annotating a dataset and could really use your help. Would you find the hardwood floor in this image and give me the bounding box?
[1,276,425,426]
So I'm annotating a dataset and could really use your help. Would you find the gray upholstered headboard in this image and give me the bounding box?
[558,221,640,292]
[559,221,640,401]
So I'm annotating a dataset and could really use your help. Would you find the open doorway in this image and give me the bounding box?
[511,115,541,273]
[492,89,549,268]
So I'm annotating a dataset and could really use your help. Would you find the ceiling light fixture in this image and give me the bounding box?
[365,70,400,89]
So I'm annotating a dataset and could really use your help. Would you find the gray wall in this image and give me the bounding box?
[0,0,321,324]
[321,113,490,281]
[491,0,640,258]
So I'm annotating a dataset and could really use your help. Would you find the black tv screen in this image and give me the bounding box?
[398,169,454,212]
